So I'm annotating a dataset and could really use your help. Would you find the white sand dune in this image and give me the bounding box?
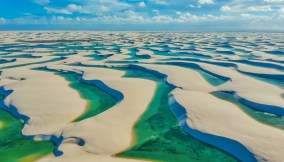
[0,56,62,69]
[135,64,215,92]
[131,64,284,161]
[172,89,284,162]
[193,63,284,111]
[136,49,154,57]
[0,68,86,135]
[0,65,155,161]
[35,65,156,162]
[1,31,284,162]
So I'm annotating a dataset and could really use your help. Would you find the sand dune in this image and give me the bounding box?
[0,31,284,162]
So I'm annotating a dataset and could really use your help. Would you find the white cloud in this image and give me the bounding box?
[152,15,173,23]
[51,16,65,21]
[44,4,89,15]
[118,10,145,22]
[67,4,83,12]
[240,13,271,21]
[279,7,284,18]
[75,17,87,21]
[220,6,232,12]
[188,4,196,8]
[138,2,146,7]
[0,18,6,24]
[220,0,276,13]
[264,0,284,3]
[44,7,72,14]
[150,0,169,5]
[198,0,214,5]
[240,14,254,18]
[34,0,49,5]
[89,11,211,24]
[176,11,183,15]
[47,16,88,23]
[73,0,131,15]
[176,13,198,22]
[153,10,160,15]
[42,0,132,16]
[3,0,284,31]
[248,5,272,11]
[4,11,284,31]
[44,1,129,15]
[175,13,229,23]
[99,6,109,12]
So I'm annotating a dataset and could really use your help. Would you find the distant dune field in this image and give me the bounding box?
[0,32,284,162]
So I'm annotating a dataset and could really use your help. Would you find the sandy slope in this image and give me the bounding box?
[0,68,86,135]
[31,66,157,162]
[133,64,284,162]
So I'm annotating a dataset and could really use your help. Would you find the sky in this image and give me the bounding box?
[0,0,283,31]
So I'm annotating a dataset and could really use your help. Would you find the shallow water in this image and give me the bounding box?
[33,68,118,122]
[58,72,117,122]
[1,57,63,69]
[1,32,284,161]
[0,95,54,161]
[213,91,284,130]
[241,73,284,89]
[2,54,41,59]
[117,69,237,162]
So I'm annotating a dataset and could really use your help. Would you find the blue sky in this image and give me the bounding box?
[0,0,283,31]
